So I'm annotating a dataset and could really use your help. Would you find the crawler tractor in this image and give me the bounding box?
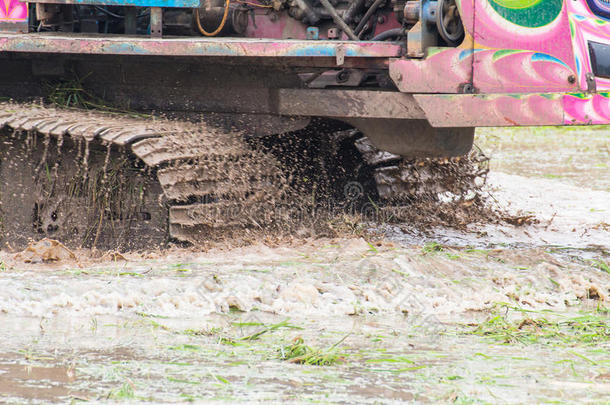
[0,0,608,248]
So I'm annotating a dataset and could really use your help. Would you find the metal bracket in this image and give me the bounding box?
[407,0,438,58]
[306,27,319,40]
[125,6,137,35]
[150,7,163,38]
[586,72,597,93]
[336,44,346,66]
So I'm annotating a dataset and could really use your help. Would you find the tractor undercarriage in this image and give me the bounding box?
[1,0,603,248]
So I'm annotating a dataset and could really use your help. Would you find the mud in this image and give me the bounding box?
[0,102,495,251]
[0,116,609,403]
[0,103,289,249]
[0,237,608,403]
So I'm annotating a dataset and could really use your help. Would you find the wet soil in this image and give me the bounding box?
[0,126,608,404]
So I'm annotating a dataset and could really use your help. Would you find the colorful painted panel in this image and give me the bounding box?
[392,0,583,94]
[1,0,27,20]
[563,92,610,123]
[414,93,565,126]
[460,0,578,93]
[389,48,472,93]
[471,48,577,93]
[566,0,610,90]
[413,92,610,127]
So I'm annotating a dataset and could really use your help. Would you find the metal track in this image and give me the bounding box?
[0,103,487,250]
[354,136,488,202]
[0,102,287,249]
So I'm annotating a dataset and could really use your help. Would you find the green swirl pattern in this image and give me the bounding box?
[488,0,563,27]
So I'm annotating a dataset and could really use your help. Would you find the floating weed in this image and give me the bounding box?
[445,251,461,260]
[596,304,610,315]
[279,335,349,366]
[365,355,424,373]
[366,356,414,364]
[115,271,144,277]
[18,349,54,362]
[591,259,610,274]
[169,344,203,352]
[182,327,223,337]
[421,242,461,260]
[465,311,609,346]
[422,242,444,254]
[212,374,230,384]
[135,312,170,319]
[109,380,135,400]
[162,361,192,366]
[146,319,171,331]
[234,319,303,341]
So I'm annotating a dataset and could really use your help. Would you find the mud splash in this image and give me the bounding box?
[1,237,607,319]
[0,237,608,404]
[0,103,496,251]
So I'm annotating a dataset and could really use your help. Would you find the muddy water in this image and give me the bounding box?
[476,126,610,192]
[0,126,609,404]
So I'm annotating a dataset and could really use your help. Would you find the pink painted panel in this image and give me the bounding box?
[1,0,27,20]
[566,1,610,91]
[460,0,578,93]
[414,93,565,127]
[472,49,578,93]
[415,92,610,127]
[389,48,472,93]
[563,93,610,124]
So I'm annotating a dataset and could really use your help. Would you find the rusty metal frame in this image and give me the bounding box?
[275,89,425,119]
[0,21,28,33]
[0,33,404,60]
[22,0,200,7]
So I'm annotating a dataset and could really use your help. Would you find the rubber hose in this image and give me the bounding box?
[371,27,405,41]
[354,0,385,36]
[195,0,230,37]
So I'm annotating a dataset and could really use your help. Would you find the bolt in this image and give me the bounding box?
[461,83,474,94]
[568,75,576,84]
[336,70,350,83]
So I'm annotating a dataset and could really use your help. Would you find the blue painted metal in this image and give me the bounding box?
[22,0,201,8]
[306,27,320,40]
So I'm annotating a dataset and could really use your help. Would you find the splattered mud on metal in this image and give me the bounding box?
[0,102,495,250]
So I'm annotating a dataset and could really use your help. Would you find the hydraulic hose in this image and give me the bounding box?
[354,0,384,37]
[371,27,405,41]
[318,0,359,40]
[194,0,230,37]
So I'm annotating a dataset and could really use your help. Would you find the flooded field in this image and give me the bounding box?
[0,126,609,404]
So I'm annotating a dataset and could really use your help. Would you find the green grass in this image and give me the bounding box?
[421,242,461,259]
[234,319,303,341]
[465,311,609,346]
[422,242,444,254]
[592,259,610,274]
[169,344,203,352]
[279,336,348,366]
[364,355,425,373]
[109,381,135,400]
[44,73,149,118]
